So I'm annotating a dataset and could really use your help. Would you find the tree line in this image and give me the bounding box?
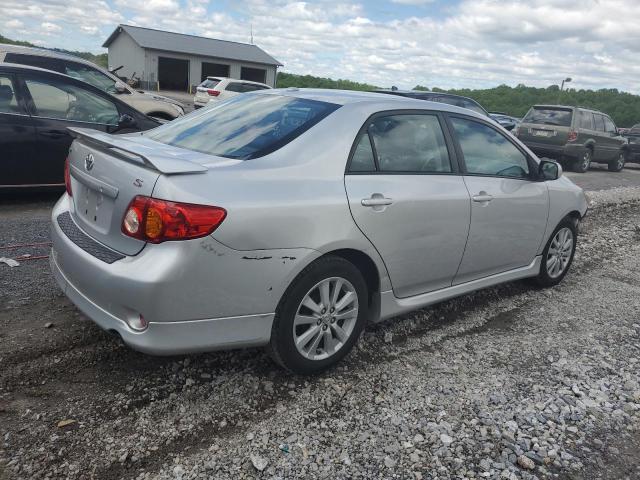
[277,72,640,127]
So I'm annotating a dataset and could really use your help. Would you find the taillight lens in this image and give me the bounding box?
[122,196,226,243]
[206,89,220,96]
[567,130,578,142]
[64,157,72,197]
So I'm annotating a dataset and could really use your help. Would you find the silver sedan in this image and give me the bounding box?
[50,89,588,374]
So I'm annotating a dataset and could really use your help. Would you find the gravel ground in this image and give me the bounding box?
[1,187,640,480]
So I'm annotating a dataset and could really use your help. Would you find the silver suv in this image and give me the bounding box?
[0,44,185,121]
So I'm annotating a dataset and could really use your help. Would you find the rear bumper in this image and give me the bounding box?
[524,142,582,161]
[193,96,209,107]
[50,195,319,355]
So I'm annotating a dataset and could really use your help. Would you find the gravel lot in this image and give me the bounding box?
[1,180,640,479]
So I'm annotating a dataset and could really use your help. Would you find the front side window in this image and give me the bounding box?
[368,114,451,173]
[24,77,119,125]
[603,116,617,133]
[451,117,530,178]
[146,94,340,159]
[63,62,119,94]
[0,75,20,114]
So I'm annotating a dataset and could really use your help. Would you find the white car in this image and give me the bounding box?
[193,77,271,108]
[0,44,185,121]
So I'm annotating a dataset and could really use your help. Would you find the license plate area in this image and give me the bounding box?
[75,184,114,234]
[533,129,553,137]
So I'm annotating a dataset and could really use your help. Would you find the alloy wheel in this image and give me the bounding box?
[581,150,592,171]
[293,277,359,361]
[546,227,574,279]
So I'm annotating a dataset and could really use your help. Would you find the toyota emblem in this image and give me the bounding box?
[84,153,95,171]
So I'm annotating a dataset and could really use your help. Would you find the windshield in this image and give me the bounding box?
[523,107,573,126]
[146,94,340,159]
[64,63,120,94]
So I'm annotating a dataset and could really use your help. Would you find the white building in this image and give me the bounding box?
[103,24,282,91]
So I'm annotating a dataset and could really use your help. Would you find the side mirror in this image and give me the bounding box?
[539,159,562,181]
[114,82,128,94]
[118,113,138,130]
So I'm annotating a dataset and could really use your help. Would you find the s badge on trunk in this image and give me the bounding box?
[84,153,95,171]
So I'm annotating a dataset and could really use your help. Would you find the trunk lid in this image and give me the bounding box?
[66,128,207,256]
[518,106,574,146]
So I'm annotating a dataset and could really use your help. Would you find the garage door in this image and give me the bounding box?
[241,67,267,84]
[202,62,230,81]
[158,57,189,91]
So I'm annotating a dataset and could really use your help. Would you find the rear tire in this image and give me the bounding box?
[533,217,577,287]
[268,256,368,374]
[608,151,626,172]
[573,148,592,173]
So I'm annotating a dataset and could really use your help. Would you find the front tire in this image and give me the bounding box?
[268,256,368,374]
[534,217,577,287]
[608,151,626,172]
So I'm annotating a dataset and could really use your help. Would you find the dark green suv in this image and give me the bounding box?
[517,105,630,172]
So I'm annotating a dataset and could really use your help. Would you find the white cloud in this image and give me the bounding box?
[1,0,639,92]
[41,22,62,33]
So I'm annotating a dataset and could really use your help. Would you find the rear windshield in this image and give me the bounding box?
[146,94,340,159]
[523,107,573,127]
[199,78,220,88]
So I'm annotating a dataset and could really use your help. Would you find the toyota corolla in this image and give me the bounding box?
[50,89,588,374]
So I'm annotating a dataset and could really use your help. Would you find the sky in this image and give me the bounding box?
[1,0,639,92]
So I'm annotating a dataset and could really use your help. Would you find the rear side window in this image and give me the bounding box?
[451,117,529,178]
[577,111,593,129]
[242,84,269,92]
[349,135,376,172]
[200,78,220,88]
[369,114,451,173]
[146,94,340,159]
[523,107,573,127]
[594,114,606,132]
[0,75,21,114]
[431,96,486,116]
[225,82,244,93]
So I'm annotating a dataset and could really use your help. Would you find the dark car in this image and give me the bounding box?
[623,124,640,163]
[373,89,510,125]
[0,63,159,188]
[516,105,630,173]
[489,112,520,131]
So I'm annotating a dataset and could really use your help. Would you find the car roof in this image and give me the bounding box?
[0,43,99,67]
[204,76,270,87]
[255,88,490,118]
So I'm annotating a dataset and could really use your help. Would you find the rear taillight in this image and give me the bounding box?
[207,89,220,96]
[567,130,578,142]
[64,157,72,197]
[122,196,226,243]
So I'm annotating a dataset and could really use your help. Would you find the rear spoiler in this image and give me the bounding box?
[68,127,207,174]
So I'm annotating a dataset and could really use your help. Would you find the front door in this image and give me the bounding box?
[0,73,38,186]
[448,115,549,284]
[344,112,471,298]
[21,72,120,185]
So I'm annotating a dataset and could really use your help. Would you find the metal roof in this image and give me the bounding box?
[103,25,282,67]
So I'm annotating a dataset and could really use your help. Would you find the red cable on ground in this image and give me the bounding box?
[0,242,53,250]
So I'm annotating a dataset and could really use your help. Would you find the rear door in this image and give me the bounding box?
[0,72,38,186]
[447,115,549,284]
[20,71,121,185]
[344,111,471,298]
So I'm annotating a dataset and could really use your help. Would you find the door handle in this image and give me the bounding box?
[361,196,393,207]
[472,192,494,203]
[40,129,69,139]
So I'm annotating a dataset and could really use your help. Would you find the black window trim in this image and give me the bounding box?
[344,109,460,176]
[444,112,541,182]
